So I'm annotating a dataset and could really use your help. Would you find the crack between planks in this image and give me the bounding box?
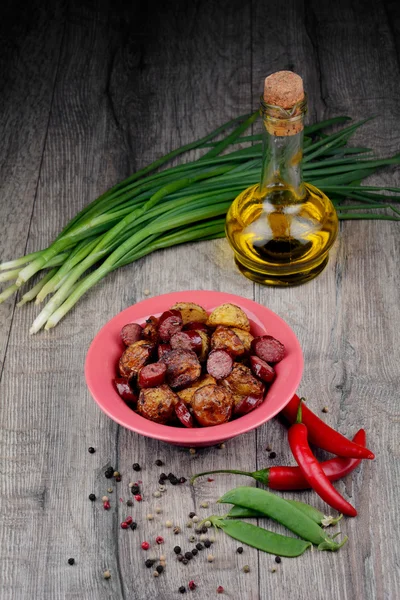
[0,16,67,385]
[303,3,328,113]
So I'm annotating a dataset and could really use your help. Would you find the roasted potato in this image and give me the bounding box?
[137,384,178,424]
[221,363,264,396]
[211,326,245,357]
[192,384,233,426]
[206,303,250,331]
[119,340,153,378]
[177,374,217,407]
[198,330,210,362]
[170,302,208,325]
[231,328,254,352]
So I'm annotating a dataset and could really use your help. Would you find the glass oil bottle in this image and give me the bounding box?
[225,71,338,286]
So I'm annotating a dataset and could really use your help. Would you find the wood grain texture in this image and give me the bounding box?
[0,0,399,599]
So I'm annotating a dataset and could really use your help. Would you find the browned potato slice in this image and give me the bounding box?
[198,330,210,362]
[231,328,254,352]
[211,326,245,357]
[177,374,216,407]
[138,385,178,424]
[206,303,250,331]
[119,340,153,378]
[221,363,264,396]
[170,302,208,325]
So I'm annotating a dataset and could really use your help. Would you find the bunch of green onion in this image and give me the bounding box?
[0,112,399,333]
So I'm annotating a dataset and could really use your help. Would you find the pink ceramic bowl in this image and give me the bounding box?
[85,290,303,447]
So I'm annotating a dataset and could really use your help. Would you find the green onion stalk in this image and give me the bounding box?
[1,112,399,332]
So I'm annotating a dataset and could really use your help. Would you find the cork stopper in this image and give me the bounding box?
[262,71,305,136]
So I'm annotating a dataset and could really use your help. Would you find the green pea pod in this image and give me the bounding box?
[218,487,347,551]
[208,516,311,557]
[226,501,343,527]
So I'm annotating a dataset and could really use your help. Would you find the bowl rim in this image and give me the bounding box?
[85,290,303,444]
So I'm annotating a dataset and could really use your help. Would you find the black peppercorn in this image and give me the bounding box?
[236,547,244,554]
[160,473,167,480]
[130,522,137,530]
[145,559,156,568]
[174,546,182,554]
[201,526,208,534]
[191,548,198,556]
[177,554,184,562]
[182,558,189,565]
[131,484,140,495]
[155,459,164,466]
[189,512,196,518]
[88,447,95,454]
[170,477,179,485]
[126,499,133,507]
[156,565,164,574]
[269,452,277,459]
[179,586,186,593]
[88,493,96,501]
[204,540,211,548]
[167,473,175,480]
[196,543,203,551]
[184,552,193,560]
[105,467,114,479]
[275,556,281,564]
[132,463,141,471]
[68,558,75,565]
[179,477,187,484]
[115,475,122,482]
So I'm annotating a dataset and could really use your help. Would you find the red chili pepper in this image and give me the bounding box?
[190,429,366,489]
[282,394,374,460]
[288,404,357,517]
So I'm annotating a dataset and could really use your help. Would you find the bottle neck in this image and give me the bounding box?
[259,98,306,199]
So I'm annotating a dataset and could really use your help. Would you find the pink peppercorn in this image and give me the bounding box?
[103,501,111,510]
[217,586,224,594]
[121,522,128,529]
[125,516,133,525]
[207,478,214,482]
[135,494,142,502]
[155,536,164,545]
[188,580,196,590]
[141,541,150,551]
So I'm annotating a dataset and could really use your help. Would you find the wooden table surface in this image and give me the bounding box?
[1,1,399,599]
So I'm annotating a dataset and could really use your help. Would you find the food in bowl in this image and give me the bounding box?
[114,302,286,428]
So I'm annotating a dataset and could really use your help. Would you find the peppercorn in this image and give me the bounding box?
[103,570,111,579]
[113,471,120,478]
[191,548,198,556]
[130,522,137,530]
[158,476,165,484]
[196,543,203,551]
[174,546,182,554]
[105,467,114,479]
[192,516,199,523]
[107,488,113,493]
[121,522,128,529]
[189,448,196,455]
[204,540,211,548]
[194,528,203,535]
[102,495,109,502]
[207,477,214,482]
[88,447,95,454]
[265,444,272,452]
[158,485,166,492]
[167,473,175,480]
[131,484,140,495]
[145,558,156,568]
[141,541,150,550]
[275,556,282,564]
[103,501,111,510]
[156,536,164,544]
[179,586,186,593]
[188,580,196,591]
[153,491,161,498]
[177,554,184,562]
[156,565,164,574]
[189,535,196,543]
[207,555,214,562]
[170,477,179,486]
[153,570,159,578]
[115,476,121,482]
[217,586,224,594]
[125,516,133,525]
[126,500,133,507]
[68,558,75,565]
[271,567,277,573]
[236,547,243,554]
[135,495,142,502]
[209,536,215,543]
[155,507,162,514]
[189,512,196,519]
[173,526,181,535]
[179,477,187,484]
[182,558,189,565]
[322,406,329,413]
[243,565,250,573]
[186,521,192,528]
[199,534,207,542]
[200,501,209,508]
[147,514,154,521]
[132,463,141,471]
[165,520,173,528]
[269,452,277,459]
[155,459,164,466]
[218,443,225,449]
[201,526,208,534]
[160,473,167,481]
[88,493,96,501]
[184,552,193,560]
[160,555,166,561]
[204,521,212,528]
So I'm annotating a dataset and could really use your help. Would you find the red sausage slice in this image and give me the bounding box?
[250,355,276,383]
[233,393,264,417]
[114,377,138,404]
[138,362,167,388]
[158,343,172,360]
[158,310,183,342]
[251,335,285,364]
[120,323,143,346]
[206,349,233,380]
[170,331,203,354]
[175,400,194,428]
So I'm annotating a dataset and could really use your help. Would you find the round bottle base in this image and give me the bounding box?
[234,255,330,287]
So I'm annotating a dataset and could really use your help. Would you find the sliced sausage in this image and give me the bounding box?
[183,321,209,333]
[158,310,183,342]
[142,316,159,345]
[221,363,265,397]
[170,331,203,354]
[137,384,178,424]
[233,393,265,417]
[192,384,233,426]
[120,323,143,346]
[211,326,245,358]
[160,349,201,390]
[251,335,285,364]
[207,349,233,380]
[250,355,276,383]
[158,343,172,360]
[175,400,194,428]
[177,374,217,407]
[138,362,167,388]
[119,340,153,378]
[114,377,138,405]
